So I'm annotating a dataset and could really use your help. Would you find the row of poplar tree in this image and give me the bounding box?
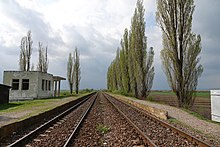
[107,0,155,99]
[67,48,81,94]
[19,30,49,73]
[107,0,203,108]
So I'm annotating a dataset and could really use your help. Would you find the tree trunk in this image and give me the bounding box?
[70,84,73,94]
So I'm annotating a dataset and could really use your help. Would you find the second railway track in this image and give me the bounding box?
[6,92,212,146]
[103,93,211,147]
[7,93,97,147]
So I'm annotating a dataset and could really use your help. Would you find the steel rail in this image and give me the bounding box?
[7,93,96,147]
[63,93,98,147]
[103,93,157,147]
[105,93,211,147]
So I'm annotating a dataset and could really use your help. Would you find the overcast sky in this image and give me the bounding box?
[0,0,219,90]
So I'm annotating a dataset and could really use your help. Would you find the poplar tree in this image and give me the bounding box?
[128,31,136,95]
[19,30,33,71]
[156,0,203,108]
[107,0,154,99]
[107,66,112,90]
[115,48,122,90]
[120,28,130,93]
[74,47,81,94]
[67,53,74,94]
[130,0,154,99]
[37,42,49,73]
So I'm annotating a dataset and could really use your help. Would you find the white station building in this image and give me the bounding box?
[3,71,65,101]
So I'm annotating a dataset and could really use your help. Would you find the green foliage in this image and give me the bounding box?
[60,90,74,96]
[74,47,81,94]
[0,93,87,114]
[96,124,111,134]
[0,103,22,111]
[19,30,33,71]
[156,0,203,108]
[148,96,154,101]
[168,118,179,123]
[120,28,130,93]
[37,42,48,72]
[67,53,74,94]
[196,91,210,98]
[79,88,94,94]
[106,0,154,99]
[67,47,81,94]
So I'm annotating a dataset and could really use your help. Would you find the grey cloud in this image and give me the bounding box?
[1,1,49,35]
[192,0,220,89]
[194,0,220,38]
[63,25,93,56]
[1,0,219,90]
[0,0,66,58]
[0,0,67,67]
[43,23,120,89]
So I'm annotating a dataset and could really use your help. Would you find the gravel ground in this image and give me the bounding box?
[72,94,103,146]
[72,93,146,146]
[26,96,95,146]
[111,94,220,145]
[0,94,94,146]
[107,94,195,146]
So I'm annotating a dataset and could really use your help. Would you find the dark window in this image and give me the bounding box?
[42,79,45,91]
[48,81,51,91]
[12,79,19,90]
[22,79,29,90]
[45,80,48,91]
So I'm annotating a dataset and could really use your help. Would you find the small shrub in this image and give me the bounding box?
[148,96,154,101]
[96,124,110,134]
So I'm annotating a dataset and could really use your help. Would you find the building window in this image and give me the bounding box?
[48,81,51,91]
[12,79,19,90]
[22,79,29,90]
[45,80,48,91]
[42,79,45,91]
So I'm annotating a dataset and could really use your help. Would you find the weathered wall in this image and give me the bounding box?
[109,93,168,120]
[3,71,54,100]
[37,72,54,98]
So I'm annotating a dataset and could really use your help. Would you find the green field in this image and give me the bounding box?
[0,92,90,116]
[150,91,210,98]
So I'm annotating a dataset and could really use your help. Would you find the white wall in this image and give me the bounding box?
[3,71,54,100]
[211,90,220,122]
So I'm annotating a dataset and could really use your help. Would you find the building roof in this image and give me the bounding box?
[0,84,11,89]
[53,76,66,81]
[3,70,66,81]
[4,71,54,77]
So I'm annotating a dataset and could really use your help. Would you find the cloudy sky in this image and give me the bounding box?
[0,0,219,90]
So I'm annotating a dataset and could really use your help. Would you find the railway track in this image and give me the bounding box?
[103,93,211,147]
[71,92,151,146]
[103,93,155,146]
[7,93,97,147]
[6,92,212,146]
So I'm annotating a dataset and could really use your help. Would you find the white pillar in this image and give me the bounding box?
[54,81,57,97]
[58,81,61,96]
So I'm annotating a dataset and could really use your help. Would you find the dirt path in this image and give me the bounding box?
[110,94,220,141]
